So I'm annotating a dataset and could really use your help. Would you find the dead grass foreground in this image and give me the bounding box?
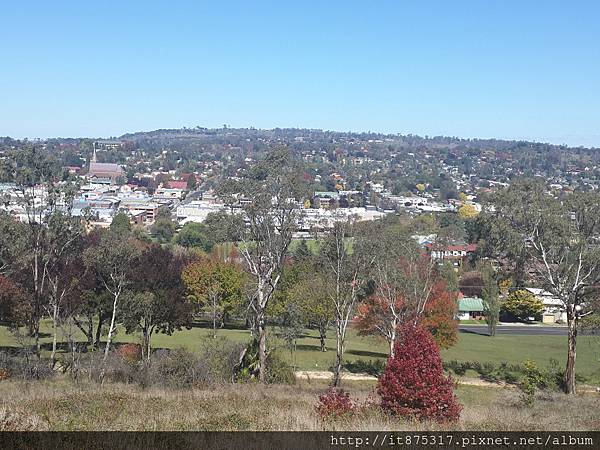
[0,378,598,431]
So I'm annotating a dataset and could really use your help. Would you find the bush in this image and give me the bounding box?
[197,337,246,383]
[148,348,201,388]
[234,340,295,384]
[344,359,386,377]
[115,343,142,362]
[316,388,355,419]
[378,324,461,422]
[265,352,296,385]
[100,353,138,384]
[0,353,54,381]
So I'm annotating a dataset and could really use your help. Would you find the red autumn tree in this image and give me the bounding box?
[355,278,458,353]
[422,280,459,349]
[377,323,461,422]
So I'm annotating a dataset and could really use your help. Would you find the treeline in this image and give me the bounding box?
[0,147,598,395]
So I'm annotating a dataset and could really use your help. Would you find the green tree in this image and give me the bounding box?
[292,239,312,261]
[222,148,307,382]
[186,175,197,191]
[481,263,501,336]
[204,211,245,243]
[110,212,132,235]
[151,217,176,243]
[288,272,334,352]
[482,179,600,394]
[182,257,245,338]
[503,289,544,322]
[173,222,213,251]
[83,229,140,376]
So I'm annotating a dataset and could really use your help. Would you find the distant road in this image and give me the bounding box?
[459,325,575,336]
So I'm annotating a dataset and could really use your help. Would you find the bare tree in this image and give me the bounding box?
[319,217,370,386]
[225,149,306,382]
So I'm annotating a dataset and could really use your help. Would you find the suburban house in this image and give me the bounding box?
[456,297,485,320]
[523,287,567,323]
[424,243,477,266]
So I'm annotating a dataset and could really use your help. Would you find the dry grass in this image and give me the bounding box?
[0,377,598,431]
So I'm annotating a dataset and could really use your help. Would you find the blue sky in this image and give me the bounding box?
[1,1,599,146]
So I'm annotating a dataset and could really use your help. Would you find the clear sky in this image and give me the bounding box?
[1,1,599,146]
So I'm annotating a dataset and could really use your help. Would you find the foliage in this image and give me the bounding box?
[123,244,192,358]
[109,213,132,235]
[151,217,176,244]
[503,289,544,322]
[458,204,479,220]
[459,271,484,298]
[316,388,356,419]
[173,222,214,251]
[182,257,245,334]
[343,359,386,377]
[377,324,461,422]
[203,211,246,244]
[115,343,142,362]
[422,280,459,349]
[481,263,501,336]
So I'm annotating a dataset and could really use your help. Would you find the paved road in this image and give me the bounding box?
[459,325,574,336]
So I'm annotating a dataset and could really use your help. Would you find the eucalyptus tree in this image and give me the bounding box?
[0,146,82,356]
[221,148,307,382]
[83,228,141,375]
[358,223,438,358]
[481,179,600,394]
[319,216,371,386]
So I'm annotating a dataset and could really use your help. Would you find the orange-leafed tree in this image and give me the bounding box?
[356,223,458,357]
[422,280,459,349]
[356,279,458,354]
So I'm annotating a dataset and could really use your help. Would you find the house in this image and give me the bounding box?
[457,297,485,320]
[424,243,477,266]
[523,287,567,323]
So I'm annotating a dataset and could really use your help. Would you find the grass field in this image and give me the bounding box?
[0,378,599,431]
[1,320,599,384]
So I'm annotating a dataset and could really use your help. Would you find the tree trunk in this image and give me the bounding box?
[564,313,577,394]
[94,315,104,350]
[142,328,151,361]
[319,327,327,352]
[389,319,397,358]
[212,294,218,339]
[100,291,120,380]
[50,302,59,367]
[257,316,267,382]
[33,320,41,358]
[332,322,343,387]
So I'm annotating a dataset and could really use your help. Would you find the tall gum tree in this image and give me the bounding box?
[481,179,600,394]
[222,149,307,382]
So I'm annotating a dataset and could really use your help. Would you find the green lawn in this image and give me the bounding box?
[1,320,599,383]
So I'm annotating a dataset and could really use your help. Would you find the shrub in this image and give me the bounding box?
[344,359,386,377]
[377,324,461,422]
[265,352,296,385]
[198,337,246,383]
[100,353,138,384]
[0,353,54,381]
[316,388,355,419]
[148,348,203,388]
[115,343,142,362]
